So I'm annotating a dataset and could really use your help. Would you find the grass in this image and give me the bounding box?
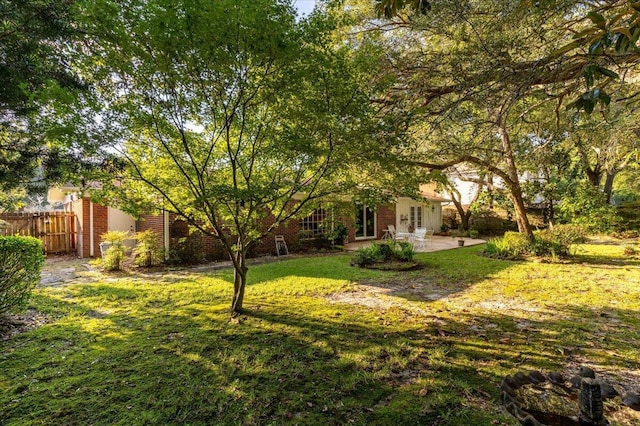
[1,243,640,425]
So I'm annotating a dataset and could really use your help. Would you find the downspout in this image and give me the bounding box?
[89,200,94,257]
[163,210,170,261]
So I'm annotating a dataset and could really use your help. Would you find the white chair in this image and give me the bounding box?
[412,228,432,250]
[383,224,397,240]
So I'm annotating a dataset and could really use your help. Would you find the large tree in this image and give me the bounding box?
[79,0,393,314]
[340,0,640,237]
[0,0,92,203]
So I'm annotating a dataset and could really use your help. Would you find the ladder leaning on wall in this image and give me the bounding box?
[275,235,288,256]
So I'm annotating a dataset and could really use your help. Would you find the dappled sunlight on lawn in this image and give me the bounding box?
[2,243,640,424]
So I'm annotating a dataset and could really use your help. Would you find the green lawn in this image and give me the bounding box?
[2,243,640,425]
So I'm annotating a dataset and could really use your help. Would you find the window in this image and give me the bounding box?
[417,206,423,228]
[301,207,326,237]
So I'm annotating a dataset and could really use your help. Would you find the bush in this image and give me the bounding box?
[351,244,385,267]
[532,224,587,257]
[484,225,587,260]
[326,223,348,245]
[395,241,414,262]
[133,230,164,267]
[558,183,620,232]
[351,241,416,267]
[168,233,207,265]
[100,230,130,271]
[0,236,45,317]
[483,232,530,259]
[470,210,516,235]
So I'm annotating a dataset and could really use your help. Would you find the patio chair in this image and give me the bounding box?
[411,228,428,249]
[383,224,397,240]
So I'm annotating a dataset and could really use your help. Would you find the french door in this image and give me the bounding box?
[355,205,375,239]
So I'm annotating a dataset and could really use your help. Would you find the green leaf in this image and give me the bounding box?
[595,66,619,79]
[584,99,595,114]
[587,12,606,29]
[583,64,596,88]
[588,39,603,55]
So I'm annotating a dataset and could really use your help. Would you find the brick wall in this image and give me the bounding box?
[138,214,166,248]
[81,198,90,257]
[92,204,108,257]
[376,203,396,238]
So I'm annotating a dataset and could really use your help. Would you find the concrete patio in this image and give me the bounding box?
[344,235,486,253]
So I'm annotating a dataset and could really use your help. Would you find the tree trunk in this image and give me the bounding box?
[603,171,616,204]
[449,189,471,230]
[452,198,471,230]
[231,250,248,314]
[508,189,532,237]
[497,116,533,238]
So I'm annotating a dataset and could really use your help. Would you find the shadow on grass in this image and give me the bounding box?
[4,274,640,425]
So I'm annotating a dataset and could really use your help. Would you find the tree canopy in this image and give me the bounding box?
[78,0,398,313]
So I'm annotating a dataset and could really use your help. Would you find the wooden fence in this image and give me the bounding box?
[0,212,77,255]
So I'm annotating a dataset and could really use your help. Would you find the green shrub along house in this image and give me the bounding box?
[49,184,448,262]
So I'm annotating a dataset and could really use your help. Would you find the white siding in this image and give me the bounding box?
[396,197,442,232]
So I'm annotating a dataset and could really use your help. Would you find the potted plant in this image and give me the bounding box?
[452,230,466,246]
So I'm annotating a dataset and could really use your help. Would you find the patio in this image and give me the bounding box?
[344,235,486,253]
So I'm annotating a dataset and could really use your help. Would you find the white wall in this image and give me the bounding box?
[107,207,135,233]
[396,197,442,232]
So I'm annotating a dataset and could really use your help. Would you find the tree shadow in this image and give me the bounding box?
[4,277,640,425]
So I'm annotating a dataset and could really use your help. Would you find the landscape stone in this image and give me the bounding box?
[622,392,640,411]
[513,371,529,386]
[579,366,596,379]
[528,371,545,384]
[547,372,564,385]
[569,375,582,389]
[598,382,619,399]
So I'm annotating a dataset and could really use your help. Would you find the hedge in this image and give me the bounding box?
[0,236,45,316]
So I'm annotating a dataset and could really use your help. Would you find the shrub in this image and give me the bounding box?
[133,230,164,267]
[470,210,516,235]
[558,183,620,232]
[0,236,45,317]
[351,241,416,267]
[484,225,588,260]
[168,233,207,265]
[352,244,385,267]
[533,224,587,257]
[395,241,414,262]
[326,223,348,245]
[100,230,130,271]
[483,232,530,259]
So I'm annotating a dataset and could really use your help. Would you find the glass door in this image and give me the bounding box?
[355,205,376,239]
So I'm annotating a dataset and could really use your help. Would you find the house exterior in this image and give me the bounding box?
[49,183,448,259]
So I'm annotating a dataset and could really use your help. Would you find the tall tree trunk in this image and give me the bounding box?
[450,189,471,230]
[497,116,533,238]
[231,249,248,314]
[603,171,616,204]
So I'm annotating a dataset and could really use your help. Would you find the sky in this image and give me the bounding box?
[293,0,317,17]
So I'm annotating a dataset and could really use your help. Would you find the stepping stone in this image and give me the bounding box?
[623,392,640,411]
[547,372,564,385]
[578,366,595,379]
[528,371,546,384]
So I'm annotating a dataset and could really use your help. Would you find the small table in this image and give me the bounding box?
[395,232,414,242]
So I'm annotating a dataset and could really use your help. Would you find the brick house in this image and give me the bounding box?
[49,184,447,259]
